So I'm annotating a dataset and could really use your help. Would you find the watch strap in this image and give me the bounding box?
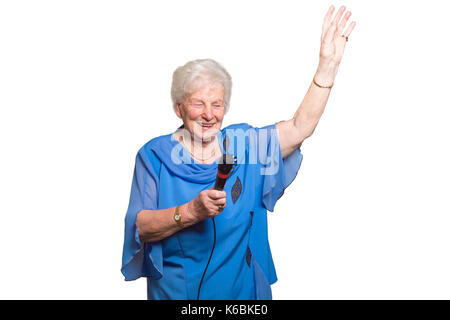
[173,205,185,228]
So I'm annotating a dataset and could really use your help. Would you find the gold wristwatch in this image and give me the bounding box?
[173,206,185,228]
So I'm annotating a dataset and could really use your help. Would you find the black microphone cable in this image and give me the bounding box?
[196,217,216,300]
[196,137,234,300]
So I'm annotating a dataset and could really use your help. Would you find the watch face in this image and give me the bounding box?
[175,214,180,221]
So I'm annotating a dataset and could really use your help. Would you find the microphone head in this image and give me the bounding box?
[223,135,229,152]
[217,135,234,175]
[218,154,234,174]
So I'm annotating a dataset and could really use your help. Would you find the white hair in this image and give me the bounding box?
[171,59,232,114]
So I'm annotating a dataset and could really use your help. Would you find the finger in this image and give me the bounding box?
[331,5,346,27]
[343,21,356,37]
[209,203,225,216]
[213,198,226,206]
[208,190,226,200]
[214,198,227,213]
[324,18,338,43]
[324,6,346,43]
[322,5,335,36]
[337,10,352,36]
[206,202,218,214]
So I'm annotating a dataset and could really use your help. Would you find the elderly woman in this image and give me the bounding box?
[122,5,356,300]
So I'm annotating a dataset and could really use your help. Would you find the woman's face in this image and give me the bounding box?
[176,85,225,143]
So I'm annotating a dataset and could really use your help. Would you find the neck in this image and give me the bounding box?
[190,136,215,151]
[176,132,220,163]
[190,136,216,161]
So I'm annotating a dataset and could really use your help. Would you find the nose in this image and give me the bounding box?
[202,104,214,121]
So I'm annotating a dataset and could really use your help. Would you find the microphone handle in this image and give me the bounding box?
[214,177,226,191]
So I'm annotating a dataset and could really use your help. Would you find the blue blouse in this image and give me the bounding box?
[121,123,303,300]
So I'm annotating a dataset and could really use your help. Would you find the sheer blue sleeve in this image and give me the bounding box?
[258,124,303,212]
[121,150,163,281]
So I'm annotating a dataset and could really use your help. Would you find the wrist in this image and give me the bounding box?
[315,60,339,85]
[317,58,340,72]
[179,202,196,226]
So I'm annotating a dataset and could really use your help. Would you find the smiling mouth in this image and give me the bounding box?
[196,123,216,130]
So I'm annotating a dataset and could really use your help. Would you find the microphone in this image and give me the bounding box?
[214,156,234,190]
[214,137,235,191]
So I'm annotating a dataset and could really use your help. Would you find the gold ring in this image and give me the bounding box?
[218,205,224,212]
[342,35,348,42]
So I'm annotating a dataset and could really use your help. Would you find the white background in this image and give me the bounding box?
[1,0,449,299]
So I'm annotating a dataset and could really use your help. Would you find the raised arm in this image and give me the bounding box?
[277,5,356,158]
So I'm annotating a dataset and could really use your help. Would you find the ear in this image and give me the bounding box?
[175,103,183,119]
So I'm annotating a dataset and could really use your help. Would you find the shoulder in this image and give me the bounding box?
[139,133,172,155]
[136,133,174,171]
[222,122,254,132]
[222,123,277,143]
[223,122,276,133]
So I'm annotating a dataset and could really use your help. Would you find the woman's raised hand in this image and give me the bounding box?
[188,189,227,222]
[319,5,356,66]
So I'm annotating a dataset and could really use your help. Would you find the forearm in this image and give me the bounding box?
[293,60,339,137]
[136,202,196,243]
[277,60,340,158]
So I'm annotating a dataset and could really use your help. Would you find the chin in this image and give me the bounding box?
[197,133,214,143]
[203,127,221,140]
